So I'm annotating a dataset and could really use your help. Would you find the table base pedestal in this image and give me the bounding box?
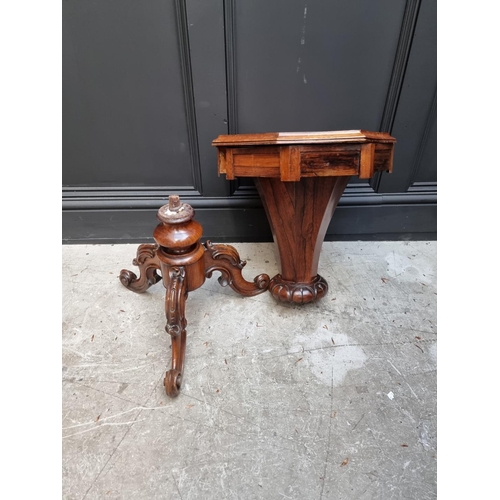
[119,197,270,397]
[255,176,350,304]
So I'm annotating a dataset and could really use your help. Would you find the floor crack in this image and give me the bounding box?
[80,373,164,499]
[351,412,366,431]
[172,472,183,500]
[319,367,335,500]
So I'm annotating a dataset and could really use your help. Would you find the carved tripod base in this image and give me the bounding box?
[119,196,269,397]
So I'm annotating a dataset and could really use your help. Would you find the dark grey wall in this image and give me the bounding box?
[63,0,436,243]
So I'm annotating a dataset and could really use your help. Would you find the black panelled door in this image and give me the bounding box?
[63,0,436,243]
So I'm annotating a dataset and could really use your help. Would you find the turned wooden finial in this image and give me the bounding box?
[157,194,194,224]
[169,195,181,211]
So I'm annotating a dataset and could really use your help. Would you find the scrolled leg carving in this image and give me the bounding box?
[119,244,162,293]
[163,265,188,398]
[203,240,270,296]
[269,274,328,304]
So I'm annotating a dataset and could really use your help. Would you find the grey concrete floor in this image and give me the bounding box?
[62,241,437,500]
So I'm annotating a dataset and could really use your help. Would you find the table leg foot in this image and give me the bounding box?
[164,369,183,398]
[269,274,328,304]
[119,243,161,293]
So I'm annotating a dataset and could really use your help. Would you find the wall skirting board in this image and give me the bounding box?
[62,184,436,244]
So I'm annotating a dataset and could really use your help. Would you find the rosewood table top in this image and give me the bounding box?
[213,130,395,181]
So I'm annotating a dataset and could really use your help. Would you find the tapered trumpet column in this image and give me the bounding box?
[255,176,350,304]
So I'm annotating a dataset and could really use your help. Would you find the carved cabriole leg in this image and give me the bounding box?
[254,176,351,304]
[119,243,161,293]
[156,242,205,397]
[203,241,270,296]
[161,264,188,397]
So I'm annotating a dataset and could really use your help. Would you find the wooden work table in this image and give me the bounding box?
[212,130,396,303]
[120,130,395,397]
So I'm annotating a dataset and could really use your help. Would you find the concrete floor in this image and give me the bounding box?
[62,241,437,500]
